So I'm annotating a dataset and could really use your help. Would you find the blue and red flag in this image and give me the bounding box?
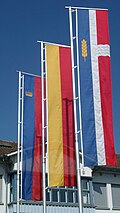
[22,75,43,200]
[77,9,116,166]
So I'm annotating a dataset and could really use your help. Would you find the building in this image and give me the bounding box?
[0,140,120,213]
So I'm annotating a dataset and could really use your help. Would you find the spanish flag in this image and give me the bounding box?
[46,44,76,187]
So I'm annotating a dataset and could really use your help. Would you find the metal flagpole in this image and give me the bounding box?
[68,6,83,213]
[44,42,49,198]
[41,41,47,213]
[75,9,84,166]
[17,71,22,213]
[45,44,49,188]
[20,74,24,203]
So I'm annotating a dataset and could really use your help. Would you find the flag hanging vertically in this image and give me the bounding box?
[22,74,43,200]
[46,44,76,187]
[77,9,116,166]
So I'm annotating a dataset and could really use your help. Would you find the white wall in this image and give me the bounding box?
[0,161,7,213]
[93,170,120,213]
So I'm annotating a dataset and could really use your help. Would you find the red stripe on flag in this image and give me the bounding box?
[96,10,110,45]
[59,47,77,186]
[32,77,42,200]
[98,56,116,166]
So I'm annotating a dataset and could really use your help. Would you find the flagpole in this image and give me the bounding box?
[17,71,22,213]
[68,6,83,213]
[75,9,84,167]
[41,41,47,213]
[20,74,24,202]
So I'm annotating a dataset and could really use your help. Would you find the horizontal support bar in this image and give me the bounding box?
[16,71,40,78]
[74,96,79,100]
[37,40,70,48]
[65,6,108,11]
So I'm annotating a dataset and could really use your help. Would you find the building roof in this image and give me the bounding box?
[0,140,17,156]
[0,139,120,170]
[92,154,120,174]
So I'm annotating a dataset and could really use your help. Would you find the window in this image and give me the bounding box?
[93,182,108,209]
[46,186,78,204]
[51,188,58,202]
[46,178,93,206]
[67,187,74,203]
[82,179,90,205]
[0,175,2,203]
[10,173,19,202]
[112,184,120,208]
[59,188,66,202]
[46,188,50,201]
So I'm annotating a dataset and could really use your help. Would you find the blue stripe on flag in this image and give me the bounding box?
[78,9,98,166]
[22,75,35,200]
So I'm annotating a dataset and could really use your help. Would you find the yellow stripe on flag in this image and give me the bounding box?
[46,45,64,186]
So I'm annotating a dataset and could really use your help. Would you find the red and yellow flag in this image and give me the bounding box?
[46,44,76,187]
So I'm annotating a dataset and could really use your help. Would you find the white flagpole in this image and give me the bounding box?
[20,74,24,202]
[41,41,47,213]
[17,71,22,213]
[68,6,83,213]
[75,9,84,167]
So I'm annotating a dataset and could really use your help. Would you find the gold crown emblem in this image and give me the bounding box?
[25,91,33,97]
[81,39,88,62]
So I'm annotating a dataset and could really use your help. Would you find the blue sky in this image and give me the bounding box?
[0,0,120,153]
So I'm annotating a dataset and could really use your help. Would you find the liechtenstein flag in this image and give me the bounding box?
[22,75,43,200]
[77,9,116,166]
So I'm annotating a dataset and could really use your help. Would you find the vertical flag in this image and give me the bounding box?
[22,75,43,200]
[77,9,116,166]
[46,44,76,187]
